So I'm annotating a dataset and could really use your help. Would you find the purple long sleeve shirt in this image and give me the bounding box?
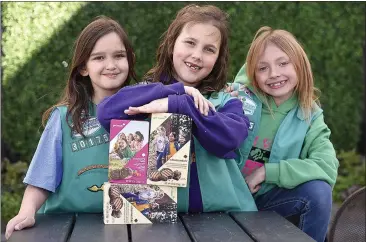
[97,81,249,159]
[97,82,186,129]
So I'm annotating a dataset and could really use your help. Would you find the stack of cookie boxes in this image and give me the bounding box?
[103,113,192,224]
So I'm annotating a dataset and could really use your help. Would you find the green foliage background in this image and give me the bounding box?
[1,1,365,223]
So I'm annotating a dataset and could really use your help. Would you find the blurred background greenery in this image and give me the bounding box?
[1,1,365,224]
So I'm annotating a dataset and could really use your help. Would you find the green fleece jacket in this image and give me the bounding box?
[232,64,339,196]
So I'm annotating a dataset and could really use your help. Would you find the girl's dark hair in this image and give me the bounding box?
[145,4,229,94]
[128,133,135,141]
[135,131,144,141]
[170,132,177,140]
[42,16,137,136]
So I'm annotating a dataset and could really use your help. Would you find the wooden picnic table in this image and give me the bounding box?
[8,211,314,242]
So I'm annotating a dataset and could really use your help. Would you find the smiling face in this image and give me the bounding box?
[178,134,186,144]
[168,132,176,142]
[127,133,134,142]
[118,138,128,150]
[172,22,221,87]
[121,139,128,149]
[81,32,129,97]
[254,43,298,106]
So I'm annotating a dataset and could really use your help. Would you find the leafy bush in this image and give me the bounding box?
[1,2,364,163]
[333,150,365,203]
[1,159,28,223]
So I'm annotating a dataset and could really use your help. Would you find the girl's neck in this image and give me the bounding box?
[272,91,296,107]
[171,73,200,87]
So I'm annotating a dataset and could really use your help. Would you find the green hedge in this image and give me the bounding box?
[1,159,28,222]
[333,150,365,203]
[2,1,365,163]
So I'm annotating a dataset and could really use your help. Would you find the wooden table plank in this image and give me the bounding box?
[130,216,191,242]
[180,213,254,242]
[8,214,74,242]
[230,211,315,242]
[69,213,129,242]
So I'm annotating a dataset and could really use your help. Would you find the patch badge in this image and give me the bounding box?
[238,84,246,91]
[249,122,255,131]
[72,117,101,138]
[243,87,252,97]
[242,97,257,115]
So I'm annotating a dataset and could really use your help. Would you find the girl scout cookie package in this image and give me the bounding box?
[147,113,192,187]
[103,182,177,224]
[108,119,149,184]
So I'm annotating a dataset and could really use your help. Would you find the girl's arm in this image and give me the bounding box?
[23,109,63,193]
[265,114,339,188]
[19,185,49,214]
[97,82,186,131]
[168,94,249,158]
[5,185,49,240]
[5,109,63,239]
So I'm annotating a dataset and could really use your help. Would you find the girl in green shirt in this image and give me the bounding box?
[228,26,339,242]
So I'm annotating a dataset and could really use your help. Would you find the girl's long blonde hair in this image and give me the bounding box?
[246,26,320,120]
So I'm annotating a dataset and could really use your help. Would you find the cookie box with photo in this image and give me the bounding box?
[147,113,192,187]
[103,182,177,224]
[109,119,149,184]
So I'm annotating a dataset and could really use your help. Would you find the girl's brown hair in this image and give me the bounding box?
[135,131,144,141]
[246,26,320,120]
[145,4,229,93]
[42,16,137,136]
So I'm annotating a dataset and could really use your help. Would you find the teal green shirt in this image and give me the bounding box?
[40,103,109,213]
[244,92,297,173]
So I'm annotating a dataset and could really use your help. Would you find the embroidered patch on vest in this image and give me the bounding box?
[249,122,255,131]
[78,164,109,176]
[71,133,109,152]
[72,117,101,138]
[243,87,252,97]
[241,96,257,115]
[87,184,104,192]
[237,84,245,91]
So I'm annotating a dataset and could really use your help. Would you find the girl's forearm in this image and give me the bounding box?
[18,185,49,215]
[97,82,185,131]
[168,95,249,158]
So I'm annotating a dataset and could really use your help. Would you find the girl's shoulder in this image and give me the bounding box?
[55,105,68,113]
[295,101,323,122]
[54,105,72,123]
[311,101,322,114]
[310,102,324,123]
